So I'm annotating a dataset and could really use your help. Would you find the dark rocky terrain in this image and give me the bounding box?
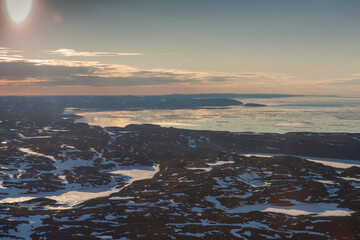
[0,114,359,239]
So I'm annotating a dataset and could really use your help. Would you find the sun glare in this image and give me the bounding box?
[5,0,34,25]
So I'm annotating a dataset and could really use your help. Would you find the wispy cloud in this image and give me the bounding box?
[328,74,360,85]
[50,49,144,57]
[0,47,294,88]
[331,79,360,85]
[0,47,24,60]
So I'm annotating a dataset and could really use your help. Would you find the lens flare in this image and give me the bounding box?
[5,0,34,25]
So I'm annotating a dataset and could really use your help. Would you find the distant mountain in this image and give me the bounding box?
[166,93,306,98]
[0,95,245,121]
[244,103,267,107]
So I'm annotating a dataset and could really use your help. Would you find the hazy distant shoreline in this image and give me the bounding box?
[1,94,359,133]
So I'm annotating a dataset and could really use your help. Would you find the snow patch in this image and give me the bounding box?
[19,148,56,162]
[229,201,354,217]
[243,153,360,169]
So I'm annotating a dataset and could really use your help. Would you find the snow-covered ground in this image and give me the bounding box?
[243,153,360,169]
[1,146,160,209]
[229,201,353,217]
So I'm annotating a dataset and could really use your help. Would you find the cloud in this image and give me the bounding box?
[50,49,144,57]
[328,74,360,85]
[0,47,294,88]
[0,47,24,60]
[332,79,360,85]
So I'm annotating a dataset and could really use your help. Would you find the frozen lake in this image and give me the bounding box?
[65,96,360,133]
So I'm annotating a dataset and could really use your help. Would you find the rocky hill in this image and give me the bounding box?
[0,118,359,239]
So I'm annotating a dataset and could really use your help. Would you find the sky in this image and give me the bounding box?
[0,0,359,96]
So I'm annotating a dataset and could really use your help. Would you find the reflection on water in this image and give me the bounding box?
[65,96,360,133]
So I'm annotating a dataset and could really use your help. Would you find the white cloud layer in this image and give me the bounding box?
[50,49,144,57]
